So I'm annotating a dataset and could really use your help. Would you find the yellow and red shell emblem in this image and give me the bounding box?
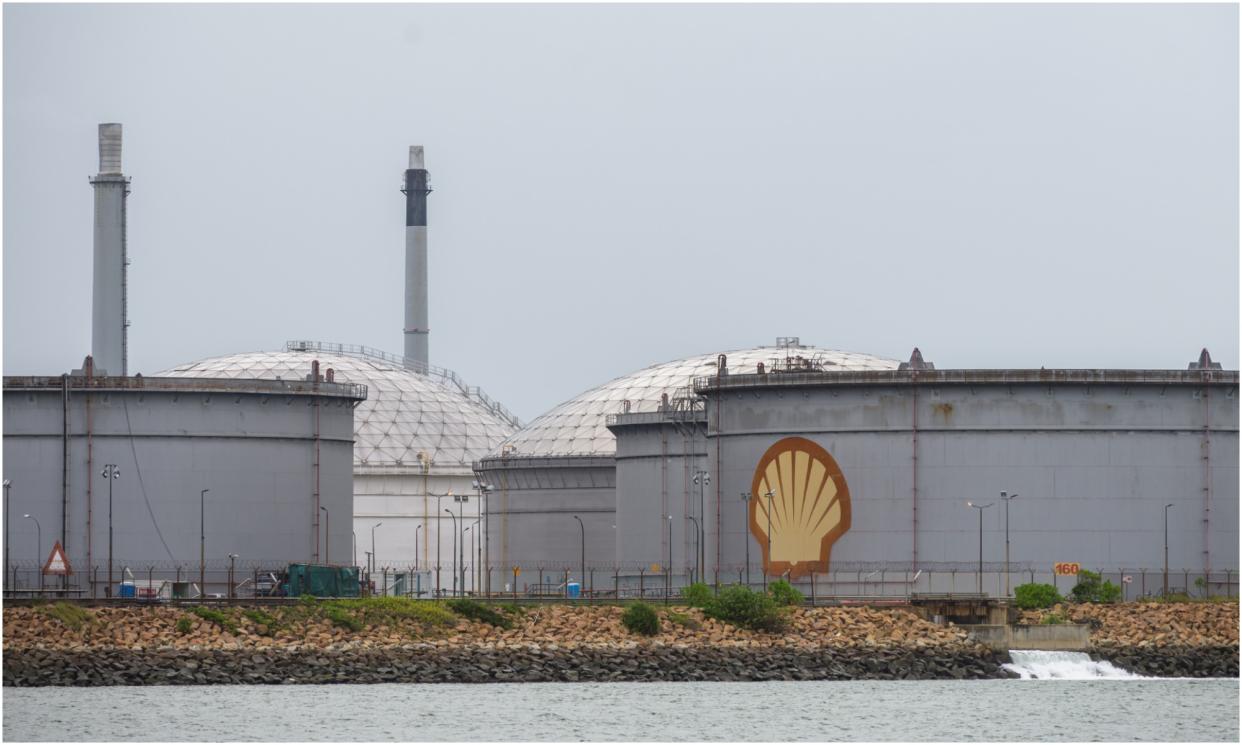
[750,437,851,578]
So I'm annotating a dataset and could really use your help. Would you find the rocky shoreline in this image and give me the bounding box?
[4,601,1236,686]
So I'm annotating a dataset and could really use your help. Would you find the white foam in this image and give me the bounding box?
[1003,650,1146,680]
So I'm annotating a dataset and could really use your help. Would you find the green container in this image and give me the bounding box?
[285,564,360,598]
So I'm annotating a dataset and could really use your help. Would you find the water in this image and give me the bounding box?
[4,679,1237,742]
[1004,650,1146,680]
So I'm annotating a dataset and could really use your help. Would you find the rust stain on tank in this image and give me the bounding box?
[932,402,954,420]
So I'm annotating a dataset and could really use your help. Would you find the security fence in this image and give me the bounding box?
[4,559,1236,603]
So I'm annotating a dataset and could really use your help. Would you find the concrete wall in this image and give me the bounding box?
[3,377,360,595]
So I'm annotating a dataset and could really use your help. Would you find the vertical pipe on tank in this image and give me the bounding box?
[402,146,430,369]
[90,123,129,376]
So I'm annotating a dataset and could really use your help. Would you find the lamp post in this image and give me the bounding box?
[967,501,993,595]
[23,514,41,590]
[1000,492,1018,597]
[101,465,120,597]
[666,514,673,602]
[763,490,774,591]
[320,506,329,565]
[465,522,478,594]
[740,492,752,587]
[692,471,709,585]
[3,479,11,587]
[415,524,422,573]
[445,508,458,597]
[352,530,357,569]
[198,487,207,599]
[572,515,585,594]
[228,554,238,598]
[453,494,468,597]
[686,516,701,584]
[474,481,493,596]
[370,522,382,578]
[1164,503,1174,598]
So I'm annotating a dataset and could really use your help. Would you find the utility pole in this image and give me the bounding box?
[740,492,751,587]
[692,471,709,587]
[1164,503,1174,598]
[967,501,993,595]
[199,487,208,598]
[101,465,120,597]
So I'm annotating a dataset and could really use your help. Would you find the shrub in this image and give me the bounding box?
[40,602,93,630]
[1070,570,1122,604]
[324,605,363,632]
[703,584,789,633]
[192,606,238,634]
[175,616,194,634]
[665,610,701,630]
[768,579,804,607]
[1040,612,1068,625]
[621,602,660,636]
[445,598,514,629]
[680,582,714,609]
[243,608,277,628]
[1014,583,1062,610]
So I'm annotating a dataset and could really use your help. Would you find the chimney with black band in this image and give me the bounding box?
[402,146,430,369]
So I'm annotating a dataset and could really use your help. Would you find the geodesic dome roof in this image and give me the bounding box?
[160,343,519,472]
[494,341,900,458]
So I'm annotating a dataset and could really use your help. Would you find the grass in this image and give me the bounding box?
[175,616,194,634]
[192,606,239,634]
[445,598,514,629]
[285,596,459,633]
[39,602,93,630]
[665,610,701,630]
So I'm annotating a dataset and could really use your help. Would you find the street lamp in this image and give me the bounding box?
[1000,492,1019,597]
[740,492,752,587]
[572,515,585,595]
[415,524,422,573]
[1164,503,1174,598]
[692,471,710,584]
[763,489,774,591]
[473,481,494,596]
[465,522,479,594]
[352,530,357,569]
[320,506,330,565]
[228,554,239,599]
[453,494,469,597]
[3,479,11,587]
[371,522,383,577]
[23,514,41,590]
[198,487,207,599]
[666,514,673,602]
[445,508,458,597]
[101,465,120,597]
[967,501,994,595]
[686,516,701,585]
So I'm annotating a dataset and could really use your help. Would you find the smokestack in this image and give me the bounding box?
[90,123,130,376]
[402,146,430,369]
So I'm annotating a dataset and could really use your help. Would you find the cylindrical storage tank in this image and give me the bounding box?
[2,371,365,597]
[688,365,1240,597]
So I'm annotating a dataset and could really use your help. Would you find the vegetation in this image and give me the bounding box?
[621,602,660,636]
[702,584,789,633]
[1039,611,1069,625]
[323,605,364,632]
[665,610,701,630]
[1014,583,1063,610]
[243,608,278,629]
[446,598,514,629]
[175,615,195,634]
[1070,570,1122,604]
[767,579,805,607]
[39,602,93,630]
[192,606,239,634]
[680,582,714,609]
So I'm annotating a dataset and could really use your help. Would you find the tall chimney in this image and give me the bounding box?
[402,146,430,369]
[90,123,130,376]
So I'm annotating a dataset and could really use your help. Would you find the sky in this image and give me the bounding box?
[3,3,1238,422]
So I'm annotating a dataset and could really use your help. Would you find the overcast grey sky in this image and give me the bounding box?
[4,3,1238,421]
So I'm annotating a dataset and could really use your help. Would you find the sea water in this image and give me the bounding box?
[4,677,1238,741]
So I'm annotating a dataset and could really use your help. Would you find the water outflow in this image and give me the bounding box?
[1004,650,1144,680]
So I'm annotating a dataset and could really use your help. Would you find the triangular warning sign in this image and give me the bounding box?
[42,541,73,576]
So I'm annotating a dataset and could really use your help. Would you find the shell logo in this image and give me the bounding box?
[750,437,851,579]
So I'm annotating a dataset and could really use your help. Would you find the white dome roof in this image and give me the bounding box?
[159,343,519,472]
[496,342,900,458]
